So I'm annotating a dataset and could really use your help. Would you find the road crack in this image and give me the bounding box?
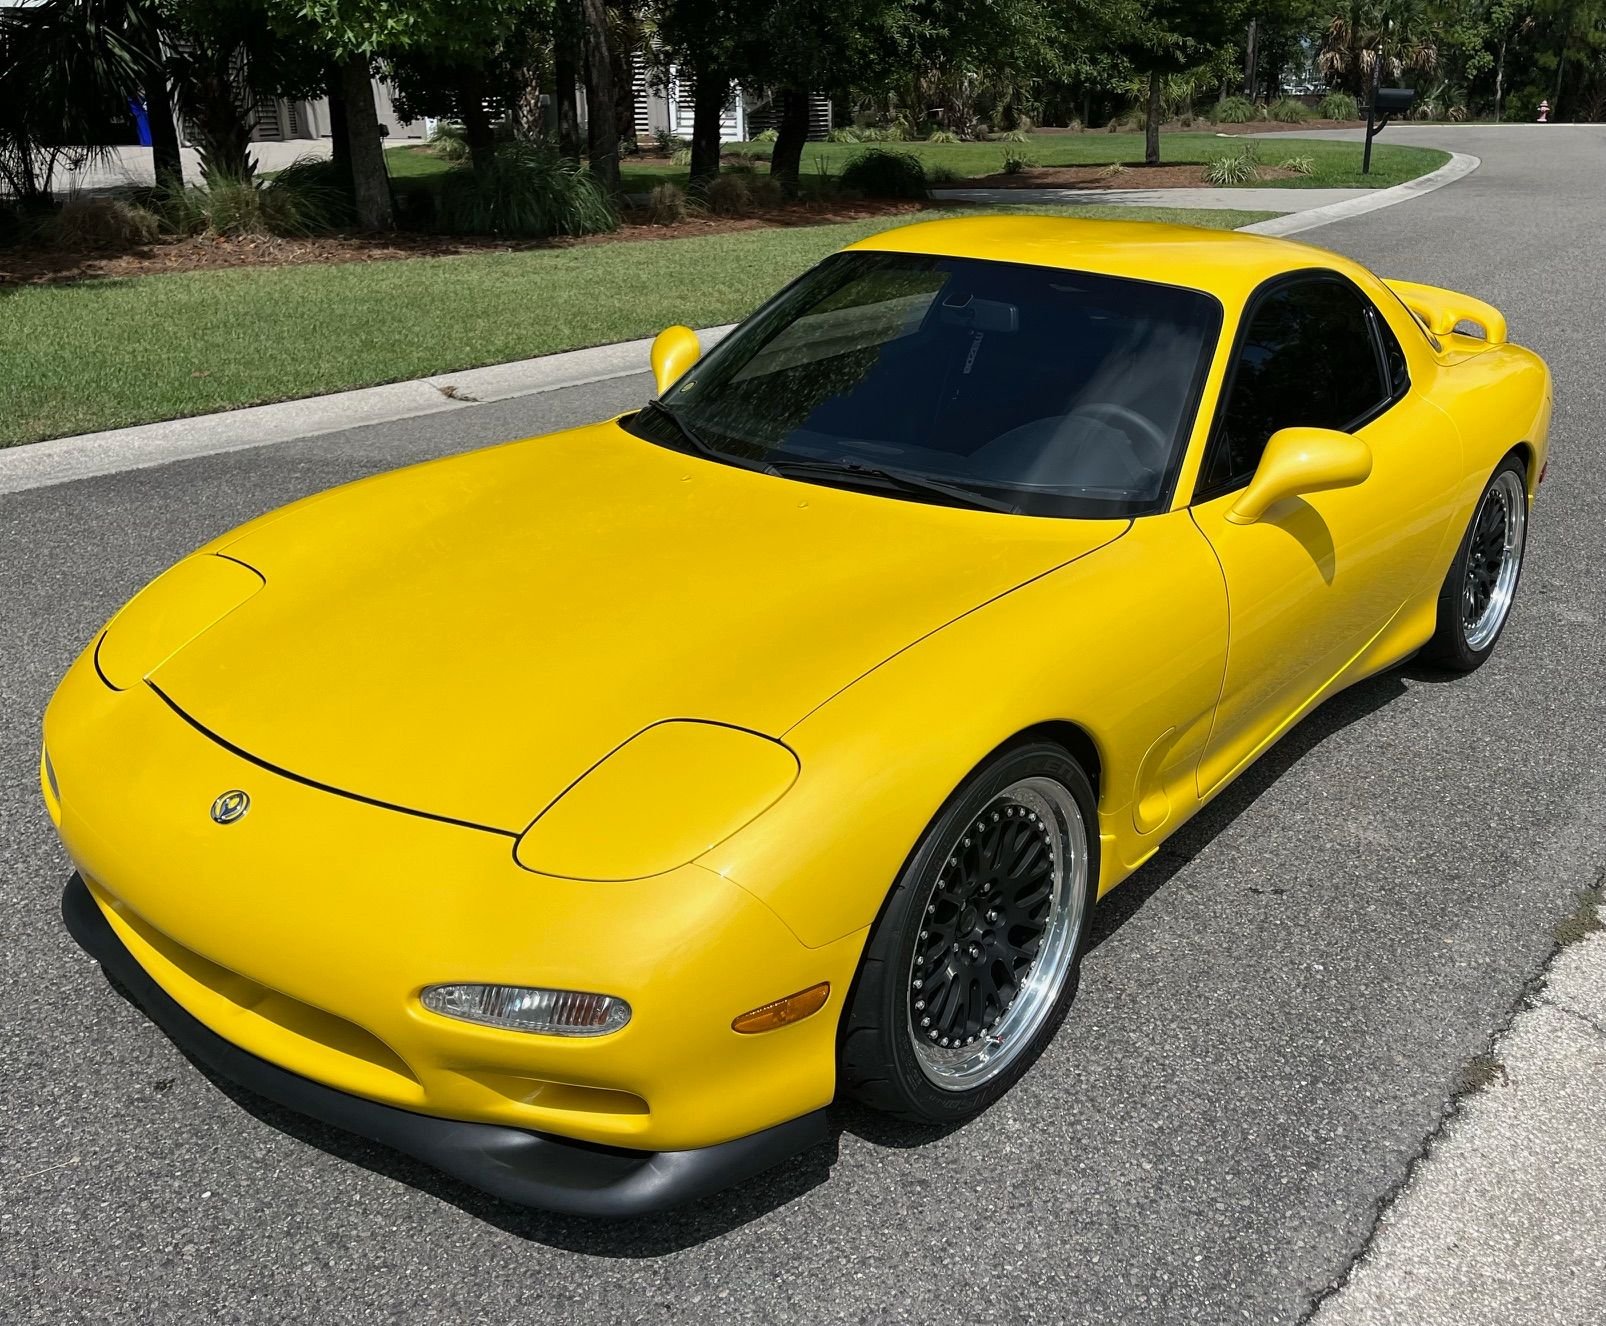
[1295,867,1606,1323]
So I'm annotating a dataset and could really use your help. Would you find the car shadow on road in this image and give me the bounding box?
[97,665,1411,1256]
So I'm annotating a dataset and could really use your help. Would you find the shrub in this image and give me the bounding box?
[428,121,471,162]
[927,162,962,184]
[436,143,619,237]
[1001,147,1035,175]
[751,128,778,143]
[838,148,928,199]
[1202,144,1260,185]
[1268,98,1309,123]
[269,155,356,226]
[1449,104,1469,122]
[999,127,1031,143]
[927,129,959,144]
[653,129,687,155]
[1317,91,1359,120]
[704,172,753,215]
[1277,155,1315,175]
[158,163,345,238]
[747,174,784,207]
[669,147,692,166]
[826,126,862,143]
[47,195,161,247]
[645,181,688,225]
[1098,161,1128,179]
[1213,96,1257,124]
[1105,115,1134,132]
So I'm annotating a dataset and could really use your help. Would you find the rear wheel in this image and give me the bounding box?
[838,742,1098,1123]
[1424,456,1529,672]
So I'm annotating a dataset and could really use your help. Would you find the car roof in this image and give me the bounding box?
[844,215,1358,308]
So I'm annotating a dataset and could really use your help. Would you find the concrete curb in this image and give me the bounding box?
[0,326,733,497]
[0,150,1476,495]
[1237,151,1479,237]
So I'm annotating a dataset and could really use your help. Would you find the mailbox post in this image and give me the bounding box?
[1363,85,1416,174]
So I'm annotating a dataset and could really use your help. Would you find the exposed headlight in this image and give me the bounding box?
[421,983,631,1037]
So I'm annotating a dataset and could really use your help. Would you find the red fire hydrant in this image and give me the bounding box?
[1538,100,1550,122]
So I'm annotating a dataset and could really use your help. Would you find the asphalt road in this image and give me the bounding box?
[3,125,1603,1325]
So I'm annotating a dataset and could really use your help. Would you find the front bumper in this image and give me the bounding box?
[64,873,830,1217]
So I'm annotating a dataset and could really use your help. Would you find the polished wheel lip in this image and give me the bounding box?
[906,775,1088,1092]
[1462,469,1527,653]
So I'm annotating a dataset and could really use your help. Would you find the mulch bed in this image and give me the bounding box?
[0,197,923,287]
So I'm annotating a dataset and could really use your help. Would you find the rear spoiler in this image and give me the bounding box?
[1384,278,1508,346]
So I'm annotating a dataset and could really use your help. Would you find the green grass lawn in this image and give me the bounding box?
[1,202,1275,447]
[388,133,1447,193]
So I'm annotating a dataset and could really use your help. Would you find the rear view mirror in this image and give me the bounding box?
[1227,427,1372,525]
[651,325,701,395]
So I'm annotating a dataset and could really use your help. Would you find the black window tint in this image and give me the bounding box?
[1201,278,1389,494]
[1376,311,1409,397]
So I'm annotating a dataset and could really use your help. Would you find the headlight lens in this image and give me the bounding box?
[421,983,631,1036]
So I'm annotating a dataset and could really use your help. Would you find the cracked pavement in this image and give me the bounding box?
[2,125,1604,1323]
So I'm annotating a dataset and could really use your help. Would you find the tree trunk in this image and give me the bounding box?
[689,71,728,188]
[612,31,635,145]
[554,10,582,159]
[1144,68,1162,165]
[580,0,620,192]
[338,54,393,231]
[325,71,352,194]
[190,57,254,184]
[458,72,497,176]
[769,87,808,196]
[1494,41,1506,123]
[144,64,183,192]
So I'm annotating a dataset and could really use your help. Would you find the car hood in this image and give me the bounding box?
[149,420,1125,832]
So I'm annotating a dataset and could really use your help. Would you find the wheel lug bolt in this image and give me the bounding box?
[914,999,924,1011]
[921,1016,931,1027]
[912,978,923,990]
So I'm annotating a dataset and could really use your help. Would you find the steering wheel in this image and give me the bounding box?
[1064,403,1171,474]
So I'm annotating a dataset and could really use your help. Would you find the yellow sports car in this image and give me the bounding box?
[45,217,1550,1217]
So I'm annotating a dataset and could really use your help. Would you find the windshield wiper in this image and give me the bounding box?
[643,398,723,461]
[766,457,1022,515]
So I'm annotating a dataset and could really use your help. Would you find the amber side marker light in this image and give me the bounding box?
[732,982,831,1034]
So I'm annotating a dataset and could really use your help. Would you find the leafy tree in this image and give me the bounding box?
[1121,0,1248,162]
[277,0,531,227]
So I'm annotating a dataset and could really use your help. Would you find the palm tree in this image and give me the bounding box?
[1318,3,1439,98]
[0,0,174,203]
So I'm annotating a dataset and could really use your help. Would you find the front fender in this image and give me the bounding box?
[699,510,1229,948]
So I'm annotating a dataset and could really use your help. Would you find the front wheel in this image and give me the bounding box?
[1424,456,1530,672]
[838,742,1098,1124]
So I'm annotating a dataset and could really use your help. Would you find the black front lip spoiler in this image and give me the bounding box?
[61,874,830,1218]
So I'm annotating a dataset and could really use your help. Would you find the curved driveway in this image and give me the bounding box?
[3,125,1603,1325]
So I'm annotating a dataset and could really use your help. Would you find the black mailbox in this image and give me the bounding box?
[1373,87,1416,114]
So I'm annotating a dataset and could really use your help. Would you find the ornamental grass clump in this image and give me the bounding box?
[838,148,928,199]
[437,143,619,238]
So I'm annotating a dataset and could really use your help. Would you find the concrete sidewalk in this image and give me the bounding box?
[1314,912,1606,1325]
[935,184,1366,211]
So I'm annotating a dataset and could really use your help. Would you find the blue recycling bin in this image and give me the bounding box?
[130,98,152,147]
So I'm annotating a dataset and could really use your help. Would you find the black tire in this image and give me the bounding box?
[1423,454,1530,673]
[838,741,1099,1124]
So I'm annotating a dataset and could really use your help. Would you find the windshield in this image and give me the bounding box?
[626,250,1221,518]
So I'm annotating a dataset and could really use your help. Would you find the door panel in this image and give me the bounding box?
[1192,392,1462,794]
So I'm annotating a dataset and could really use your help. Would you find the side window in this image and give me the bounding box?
[1375,309,1410,398]
[1198,278,1390,496]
